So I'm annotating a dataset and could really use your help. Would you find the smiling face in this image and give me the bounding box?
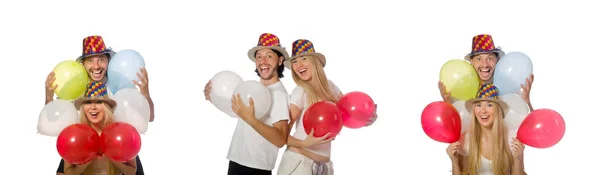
[470,53,498,83]
[472,100,497,128]
[291,55,316,81]
[82,100,106,124]
[255,48,283,80]
[82,54,109,82]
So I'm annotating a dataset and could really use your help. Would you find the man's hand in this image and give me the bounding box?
[231,93,256,122]
[46,72,57,99]
[438,81,452,103]
[204,80,212,102]
[520,74,534,105]
[133,67,150,97]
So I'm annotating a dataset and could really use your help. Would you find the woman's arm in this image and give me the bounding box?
[63,160,92,175]
[451,155,464,175]
[511,159,526,175]
[110,158,137,175]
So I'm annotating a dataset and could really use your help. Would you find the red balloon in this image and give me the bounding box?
[100,122,142,162]
[303,101,344,140]
[421,101,461,143]
[517,108,566,148]
[337,91,375,129]
[56,124,101,164]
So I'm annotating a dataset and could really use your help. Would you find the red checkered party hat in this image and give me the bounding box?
[464,34,505,61]
[76,35,116,62]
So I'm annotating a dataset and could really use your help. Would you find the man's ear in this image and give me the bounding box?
[278,56,284,66]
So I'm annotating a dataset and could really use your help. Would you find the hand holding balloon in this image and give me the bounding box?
[302,128,334,148]
[364,104,378,127]
[519,74,534,110]
[231,94,257,122]
[132,67,150,97]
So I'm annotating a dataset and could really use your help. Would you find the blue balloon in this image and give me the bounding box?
[493,52,533,95]
[107,49,146,94]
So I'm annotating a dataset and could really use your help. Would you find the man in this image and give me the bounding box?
[203,33,290,175]
[45,35,153,175]
[438,34,534,111]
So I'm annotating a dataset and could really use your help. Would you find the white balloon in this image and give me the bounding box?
[113,88,150,133]
[232,80,272,120]
[452,100,471,133]
[210,70,244,118]
[37,99,79,136]
[500,93,530,130]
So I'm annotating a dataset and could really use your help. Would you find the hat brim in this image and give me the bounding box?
[73,97,117,111]
[464,98,509,118]
[284,52,326,70]
[464,49,505,61]
[76,50,116,62]
[247,46,290,63]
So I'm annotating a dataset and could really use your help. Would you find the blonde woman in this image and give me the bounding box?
[63,82,137,175]
[446,84,527,175]
[277,39,377,175]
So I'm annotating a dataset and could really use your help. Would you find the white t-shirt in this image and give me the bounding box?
[289,80,342,158]
[226,81,290,170]
[462,129,517,174]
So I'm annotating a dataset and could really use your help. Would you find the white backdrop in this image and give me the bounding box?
[1,0,598,174]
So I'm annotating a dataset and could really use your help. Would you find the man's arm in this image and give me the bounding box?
[245,91,290,148]
[145,95,155,122]
[247,119,289,148]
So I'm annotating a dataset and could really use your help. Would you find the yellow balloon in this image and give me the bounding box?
[52,60,90,100]
[439,59,480,101]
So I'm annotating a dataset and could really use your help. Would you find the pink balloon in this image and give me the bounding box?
[517,108,565,148]
[421,101,461,143]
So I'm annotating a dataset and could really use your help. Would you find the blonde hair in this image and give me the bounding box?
[78,102,120,175]
[291,55,339,105]
[464,101,513,175]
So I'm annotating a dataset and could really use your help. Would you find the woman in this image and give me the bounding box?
[63,82,137,175]
[446,83,527,175]
[277,39,377,175]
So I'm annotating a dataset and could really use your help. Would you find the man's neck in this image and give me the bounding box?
[260,77,280,87]
[481,80,493,85]
[92,77,108,84]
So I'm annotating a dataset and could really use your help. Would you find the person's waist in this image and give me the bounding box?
[287,146,330,163]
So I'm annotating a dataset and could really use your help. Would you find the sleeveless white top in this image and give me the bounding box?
[462,129,517,175]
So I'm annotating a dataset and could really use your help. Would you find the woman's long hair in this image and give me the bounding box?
[291,55,339,105]
[78,102,120,175]
[464,101,513,175]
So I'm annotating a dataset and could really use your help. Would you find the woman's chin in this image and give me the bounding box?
[88,119,102,124]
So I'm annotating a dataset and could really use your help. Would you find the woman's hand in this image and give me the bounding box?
[365,104,378,127]
[302,128,334,148]
[511,138,525,161]
[446,142,461,162]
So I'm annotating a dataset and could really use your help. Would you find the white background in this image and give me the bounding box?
[1,0,598,174]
